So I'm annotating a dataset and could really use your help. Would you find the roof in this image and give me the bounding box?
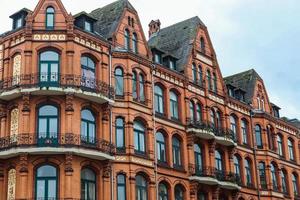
[73,11,98,21]
[224,69,263,104]
[9,8,32,18]
[148,16,205,72]
[90,0,136,39]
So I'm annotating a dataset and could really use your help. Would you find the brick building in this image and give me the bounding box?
[0,0,299,200]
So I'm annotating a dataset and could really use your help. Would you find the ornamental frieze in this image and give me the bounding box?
[10,36,25,47]
[154,71,184,87]
[188,84,205,96]
[227,103,250,116]
[33,34,66,41]
[276,124,297,135]
[208,94,224,105]
[74,36,102,52]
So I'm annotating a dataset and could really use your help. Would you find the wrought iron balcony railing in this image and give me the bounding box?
[0,133,115,156]
[0,74,115,99]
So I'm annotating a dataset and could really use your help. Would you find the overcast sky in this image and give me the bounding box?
[1,0,299,119]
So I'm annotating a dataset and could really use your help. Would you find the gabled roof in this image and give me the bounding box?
[148,16,205,72]
[90,0,136,39]
[224,69,263,104]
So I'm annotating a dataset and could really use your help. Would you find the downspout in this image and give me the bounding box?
[109,45,114,200]
[250,110,261,200]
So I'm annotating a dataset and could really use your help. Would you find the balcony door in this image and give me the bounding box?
[39,51,59,86]
[38,105,58,146]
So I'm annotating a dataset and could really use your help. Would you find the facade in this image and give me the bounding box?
[0,0,299,200]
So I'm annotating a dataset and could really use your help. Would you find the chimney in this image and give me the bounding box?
[148,19,161,38]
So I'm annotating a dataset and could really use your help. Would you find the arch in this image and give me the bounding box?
[158,181,169,200]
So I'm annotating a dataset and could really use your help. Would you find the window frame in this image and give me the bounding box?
[156,132,167,163]
[81,168,96,200]
[116,117,125,152]
[35,165,58,199]
[170,91,179,120]
[115,67,124,97]
[134,121,146,155]
[45,7,55,30]
[154,85,164,114]
[81,109,96,144]
[117,174,127,200]
[172,136,182,168]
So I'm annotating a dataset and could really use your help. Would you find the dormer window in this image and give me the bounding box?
[169,60,176,70]
[46,7,55,29]
[229,88,234,97]
[16,17,23,29]
[154,54,161,64]
[84,21,92,32]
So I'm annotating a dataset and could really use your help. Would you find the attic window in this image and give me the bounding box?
[46,7,55,29]
[16,17,23,29]
[84,21,92,32]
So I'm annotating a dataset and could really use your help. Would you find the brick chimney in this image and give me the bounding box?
[148,19,161,38]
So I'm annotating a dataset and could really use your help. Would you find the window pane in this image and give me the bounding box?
[41,51,59,61]
[48,180,57,198]
[36,180,45,198]
[49,118,58,137]
[39,105,58,116]
[37,165,57,177]
[47,14,54,27]
[38,119,47,136]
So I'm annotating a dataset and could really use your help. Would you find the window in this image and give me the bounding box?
[154,54,161,64]
[233,156,240,178]
[215,150,222,171]
[46,7,55,29]
[132,71,145,102]
[271,163,278,191]
[158,183,168,200]
[255,125,263,149]
[241,119,248,144]
[132,71,137,99]
[189,101,195,121]
[174,185,184,200]
[200,37,205,53]
[292,173,298,196]
[258,162,267,189]
[125,29,130,50]
[245,159,252,186]
[170,91,179,120]
[194,144,202,173]
[156,132,166,163]
[84,21,92,32]
[281,170,288,194]
[81,109,96,144]
[132,33,138,53]
[155,85,164,114]
[81,168,96,200]
[277,135,283,157]
[35,165,57,199]
[267,126,274,150]
[230,115,237,141]
[38,105,58,145]
[136,175,147,200]
[212,73,217,92]
[198,192,207,200]
[169,60,176,70]
[172,137,182,168]
[139,74,145,102]
[81,56,96,89]
[210,109,222,129]
[115,67,124,96]
[134,121,146,154]
[288,138,294,160]
[196,104,202,122]
[206,70,212,90]
[16,17,23,29]
[192,64,197,83]
[39,51,59,85]
[117,174,126,200]
[116,117,125,151]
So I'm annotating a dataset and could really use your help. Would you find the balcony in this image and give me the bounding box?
[0,133,115,160]
[187,119,237,146]
[0,74,115,103]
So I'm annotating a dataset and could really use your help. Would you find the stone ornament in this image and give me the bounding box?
[7,169,16,200]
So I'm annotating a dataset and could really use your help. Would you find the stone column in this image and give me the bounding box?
[129,176,136,200]
[208,140,216,171]
[18,153,29,199]
[0,103,7,137]
[102,162,112,200]
[212,187,220,200]
[187,134,195,175]
[189,181,198,200]
[65,93,74,135]
[64,153,73,199]
[101,103,111,141]
[21,93,30,134]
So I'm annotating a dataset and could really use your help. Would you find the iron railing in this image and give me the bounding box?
[0,73,115,99]
[0,133,115,156]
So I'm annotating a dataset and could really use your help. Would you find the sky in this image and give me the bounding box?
[0,0,299,119]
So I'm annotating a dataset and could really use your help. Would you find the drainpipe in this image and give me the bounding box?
[250,110,261,200]
[109,45,114,200]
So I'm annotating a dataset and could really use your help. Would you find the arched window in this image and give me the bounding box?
[212,73,217,93]
[192,63,197,83]
[230,115,237,141]
[132,33,138,53]
[139,74,145,102]
[172,137,182,168]
[200,37,205,53]
[292,173,299,196]
[245,159,252,186]
[132,71,137,99]
[241,119,248,145]
[189,101,195,122]
[38,105,58,145]
[255,125,263,149]
[46,7,55,29]
[258,162,267,189]
[81,56,96,89]
[115,67,124,96]
[215,150,222,171]
[206,70,212,90]
[281,170,288,194]
[81,109,96,144]
[196,104,202,122]
[277,134,283,157]
[216,111,222,129]
[174,185,184,200]
[198,65,203,86]
[271,163,278,191]
[116,117,125,151]
[39,51,59,85]
[154,85,164,114]
[132,71,145,102]
[170,91,179,120]
[156,132,166,163]
[81,168,96,200]
[35,165,57,199]
[210,109,215,127]
[194,144,202,173]
[288,138,294,161]
[134,121,146,154]
[117,174,126,200]
[158,183,168,200]
[267,125,274,150]
[7,169,16,200]
[136,175,147,200]
[233,155,240,178]
[211,109,222,129]
[125,29,130,50]
[12,54,21,85]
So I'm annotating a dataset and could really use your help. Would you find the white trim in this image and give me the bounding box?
[190,176,241,190]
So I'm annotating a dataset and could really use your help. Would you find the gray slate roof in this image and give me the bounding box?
[224,69,262,104]
[90,0,136,39]
[148,16,205,72]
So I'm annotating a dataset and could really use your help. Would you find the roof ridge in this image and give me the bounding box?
[159,16,204,32]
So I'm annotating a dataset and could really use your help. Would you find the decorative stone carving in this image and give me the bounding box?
[22,93,30,112]
[10,108,19,136]
[19,154,28,173]
[103,162,112,178]
[12,54,21,85]
[208,140,216,153]
[65,93,74,112]
[65,153,73,173]
[7,169,16,200]
[101,103,112,121]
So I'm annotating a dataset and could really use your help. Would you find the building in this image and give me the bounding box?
[0,0,299,199]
